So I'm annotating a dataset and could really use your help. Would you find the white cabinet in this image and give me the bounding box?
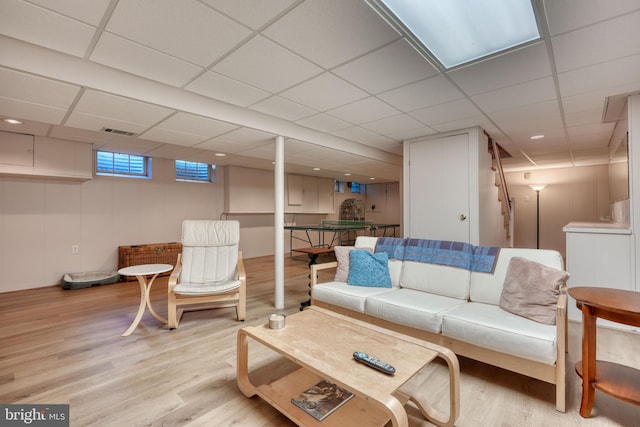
[317,177,334,213]
[0,132,92,180]
[564,222,634,330]
[286,174,334,214]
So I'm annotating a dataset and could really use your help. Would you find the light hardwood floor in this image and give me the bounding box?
[1,254,639,427]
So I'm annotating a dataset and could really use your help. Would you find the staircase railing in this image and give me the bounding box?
[491,138,515,247]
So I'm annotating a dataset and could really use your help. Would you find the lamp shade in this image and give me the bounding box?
[529,184,547,191]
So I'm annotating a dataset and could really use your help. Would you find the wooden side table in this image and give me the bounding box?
[118,263,173,336]
[568,286,640,417]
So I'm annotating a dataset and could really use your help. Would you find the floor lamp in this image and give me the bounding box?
[529,184,547,249]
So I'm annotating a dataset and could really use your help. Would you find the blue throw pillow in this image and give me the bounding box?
[347,250,392,288]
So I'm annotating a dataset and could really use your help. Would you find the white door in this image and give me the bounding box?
[408,133,470,242]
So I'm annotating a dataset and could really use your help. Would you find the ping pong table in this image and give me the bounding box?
[285,220,399,254]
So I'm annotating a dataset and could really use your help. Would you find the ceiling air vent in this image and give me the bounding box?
[101,127,137,137]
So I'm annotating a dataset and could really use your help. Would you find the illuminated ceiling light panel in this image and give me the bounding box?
[374,0,540,68]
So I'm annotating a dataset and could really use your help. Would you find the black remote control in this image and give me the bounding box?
[353,351,396,375]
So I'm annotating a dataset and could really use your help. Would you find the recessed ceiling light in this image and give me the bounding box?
[344,173,351,176]
[214,153,226,157]
[530,134,545,140]
[370,177,375,180]
[2,118,23,125]
[313,167,321,171]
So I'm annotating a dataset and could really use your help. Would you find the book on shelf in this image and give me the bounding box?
[291,379,354,421]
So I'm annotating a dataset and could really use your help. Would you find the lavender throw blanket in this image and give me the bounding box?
[374,237,500,273]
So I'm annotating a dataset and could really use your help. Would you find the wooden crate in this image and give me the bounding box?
[118,242,182,281]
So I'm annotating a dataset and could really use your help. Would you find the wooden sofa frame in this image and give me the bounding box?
[310,261,568,412]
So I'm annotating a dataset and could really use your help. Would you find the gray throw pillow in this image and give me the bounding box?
[333,246,372,282]
[499,257,569,325]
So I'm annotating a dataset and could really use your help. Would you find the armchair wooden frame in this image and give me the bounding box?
[167,251,246,329]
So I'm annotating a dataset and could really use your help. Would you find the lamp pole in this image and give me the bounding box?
[529,184,547,249]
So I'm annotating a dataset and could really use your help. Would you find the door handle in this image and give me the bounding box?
[459,214,467,221]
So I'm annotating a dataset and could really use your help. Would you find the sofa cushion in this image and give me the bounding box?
[348,251,392,288]
[311,281,394,313]
[469,248,565,305]
[400,261,470,300]
[442,302,557,365]
[333,246,372,282]
[365,289,466,334]
[499,257,569,325]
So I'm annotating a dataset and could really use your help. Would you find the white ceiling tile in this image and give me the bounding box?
[552,11,640,73]
[377,75,464,112]
[0,119,50,137]
[472,77,557,113]
[361,114,425,136]
[210,127,275,145]
[96,137,163,154]
[154,112,239,137]
[213,35,322,93]
[49,125,110,144]
[331,126,399,145]
[0,98,68,125]
[263,0,400,68]
[409,98,481,126]
[144,143,198,158]
[91,33,203,87]
[327,97,401,125]
[194,139,255,154]
[0,0,96,57]
[0,68,80,108]
[139,128,208,147]
[72,90,174,125]
[28,0,112,25]
[186,71,271,107]
[250,96,317,121]
[202,0,298,30]
[106,0,251,67]
[65,112,149,134]
[546,0,640,36]
[567,122,615,142]
[564,107,603,127]
[557,53,640,98]
[280,72,368,112]
[448,42,552,95]
[295,113,352,132]
[333,39,439,94]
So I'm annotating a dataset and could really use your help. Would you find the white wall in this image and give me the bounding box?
[505,164,610,257]
[0,158,402,292]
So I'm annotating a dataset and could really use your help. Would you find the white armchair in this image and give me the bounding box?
[168,220,246,329]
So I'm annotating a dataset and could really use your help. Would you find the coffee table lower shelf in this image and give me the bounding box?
[255,366,389,426]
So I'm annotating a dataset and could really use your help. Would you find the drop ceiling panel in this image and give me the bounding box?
[263,0,400,69]
[71,90,174,126]
[409,99,481,126]
[361,114,426,138]
[551,11,640,73]
[0,98,69,125]
[186,71,271,107]
[250,96,317,121]
[545,0,640,35]
[471,77,557,113]
[557,53,640,98]
[0,119,50,137]
[280,72,368,112]
[327,97,401,125]
[201,0,298,30]
[332,126,401,146]
[0,0,96,57]
[153,112,239,139]
[333,39,439,94]
[213,35,322,93]
[377,75,465,113]
[0,68,80,109]
[295,114,351,132]
[448,42,552,95]
[106,0,251,67]
[90,33,203,87]
[97,137,163,154]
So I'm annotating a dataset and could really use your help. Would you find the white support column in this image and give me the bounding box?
[274,136,285,309]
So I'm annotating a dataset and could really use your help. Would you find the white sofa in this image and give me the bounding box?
[310,236,568,412]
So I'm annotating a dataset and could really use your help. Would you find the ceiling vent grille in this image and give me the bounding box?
[101,127,137,137]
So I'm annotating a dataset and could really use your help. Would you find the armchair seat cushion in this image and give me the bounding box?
[174,279,240,295]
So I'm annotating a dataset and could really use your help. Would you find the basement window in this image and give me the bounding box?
[175,160,216,183]
[96,151,150,178]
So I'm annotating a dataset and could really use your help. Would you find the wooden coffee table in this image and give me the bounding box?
[237,306,460,427]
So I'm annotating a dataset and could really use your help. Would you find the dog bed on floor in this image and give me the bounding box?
[62,271,120,290]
